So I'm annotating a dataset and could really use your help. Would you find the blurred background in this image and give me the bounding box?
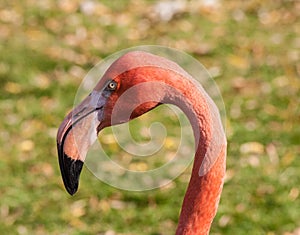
[0,0,299,234]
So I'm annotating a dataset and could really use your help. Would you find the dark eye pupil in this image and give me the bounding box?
[108,81,116,90]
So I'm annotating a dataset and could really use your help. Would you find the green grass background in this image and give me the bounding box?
[0,0,299,234]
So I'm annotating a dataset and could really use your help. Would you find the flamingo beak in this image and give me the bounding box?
[57,91,106,195]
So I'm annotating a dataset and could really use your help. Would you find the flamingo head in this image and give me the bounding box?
[57,51,172,195]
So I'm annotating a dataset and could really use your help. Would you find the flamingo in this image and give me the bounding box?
[57,51,227,235]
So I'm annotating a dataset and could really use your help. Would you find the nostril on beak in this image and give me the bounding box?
[73,107,87,118]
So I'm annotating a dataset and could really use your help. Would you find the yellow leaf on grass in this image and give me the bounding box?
[240,142,264,155]
[20,140,34,152]
[4,82,22,94]
[228,55,249,70]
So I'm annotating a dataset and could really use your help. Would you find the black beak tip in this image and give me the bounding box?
[66,183,78,196]
[57,144,84,196]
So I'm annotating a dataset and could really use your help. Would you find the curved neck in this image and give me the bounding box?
[160,70,227,235]
[122,65,226,234]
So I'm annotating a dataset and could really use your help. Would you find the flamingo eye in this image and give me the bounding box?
[107,80,117,91]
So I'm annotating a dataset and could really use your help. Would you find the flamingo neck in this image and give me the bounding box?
[162,73,226,235]
[118,64,226,234]
[176,148,226,235]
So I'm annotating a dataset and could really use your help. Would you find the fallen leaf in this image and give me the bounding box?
[20,140,34,152]
[227,55,249,70]
[70,200,86,218]
[129,162,148,171]
[4,82,22,94]
[240,142,264,155]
